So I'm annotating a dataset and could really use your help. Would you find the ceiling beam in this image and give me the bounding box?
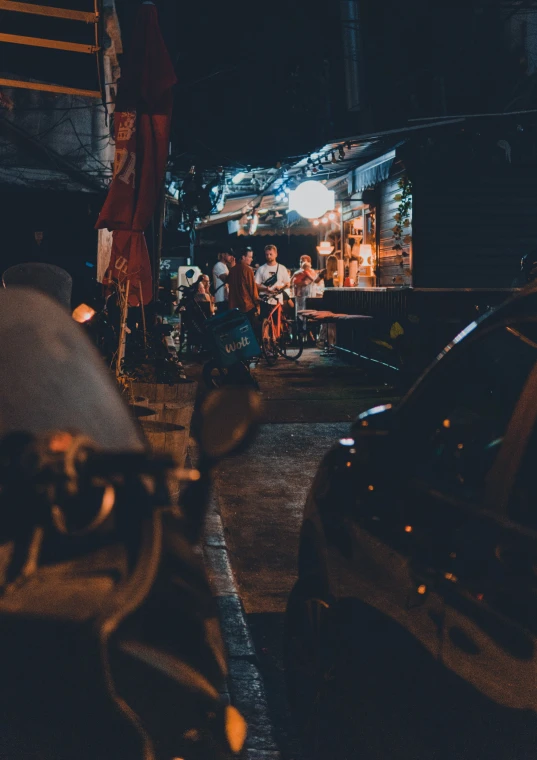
[0,77,101,98]
[0,1,97,24]
[0,32,98,54]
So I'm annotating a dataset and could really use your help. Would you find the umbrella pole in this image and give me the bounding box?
[117,279,130,378]
[140,283,147,348]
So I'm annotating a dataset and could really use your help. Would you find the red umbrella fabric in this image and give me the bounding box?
[96,1,177,306]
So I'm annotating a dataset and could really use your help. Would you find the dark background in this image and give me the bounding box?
[0,0,531,170]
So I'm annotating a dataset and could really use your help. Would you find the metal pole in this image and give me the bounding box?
[340,201,345,287]
[340,1,362,112]
[116,280,130,378]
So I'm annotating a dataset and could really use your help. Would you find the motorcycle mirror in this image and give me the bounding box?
[185,268,195,281]
[199,387,262,460]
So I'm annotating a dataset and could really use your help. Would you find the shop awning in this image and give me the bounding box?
[197,193,280,229]
[350,150,396,193]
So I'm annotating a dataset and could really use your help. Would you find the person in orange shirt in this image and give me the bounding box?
[227,247,259,329]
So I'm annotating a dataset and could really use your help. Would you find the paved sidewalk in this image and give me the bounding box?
[130,377,280,759]
[204,492,281,760]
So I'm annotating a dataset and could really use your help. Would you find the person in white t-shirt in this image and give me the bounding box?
[255,245,290,311]
[212,251,231,314]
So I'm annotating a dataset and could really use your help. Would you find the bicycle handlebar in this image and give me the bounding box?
[259,289,285,301]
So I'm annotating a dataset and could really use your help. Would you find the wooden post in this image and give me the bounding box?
[116,280,130,378]
[155,181,166,301]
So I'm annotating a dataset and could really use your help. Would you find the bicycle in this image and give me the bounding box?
[176,283,259,389]
[260,291,304,365]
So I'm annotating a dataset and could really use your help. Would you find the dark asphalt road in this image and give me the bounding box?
[212,349,399,759]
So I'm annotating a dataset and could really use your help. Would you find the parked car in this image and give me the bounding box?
[284,284,537,760]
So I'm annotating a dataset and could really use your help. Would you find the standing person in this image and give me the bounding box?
[292,255,313,277]
[194,275,214,315]
[315,254,339,348]
[227,248,259,328]
[293,261,316,312]
[315,254,338,289]
[212,251,231,314]
[255,245,290,314]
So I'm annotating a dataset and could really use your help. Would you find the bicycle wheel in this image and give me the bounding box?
[279,319,304,360]
[261,318,278,365]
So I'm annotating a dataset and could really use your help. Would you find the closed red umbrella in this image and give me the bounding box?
[96,1,177,306]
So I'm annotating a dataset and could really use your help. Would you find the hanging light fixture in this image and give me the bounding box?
[317,241,334,255]
[288,180,335,219]
[248,211,259,235]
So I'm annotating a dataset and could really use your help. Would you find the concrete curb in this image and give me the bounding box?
[203,496,281,759]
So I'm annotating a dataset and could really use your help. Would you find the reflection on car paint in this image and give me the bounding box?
[357,403,393,420]
[436,320,479,360]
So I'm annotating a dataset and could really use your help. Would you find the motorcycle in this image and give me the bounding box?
[0,286,260,760]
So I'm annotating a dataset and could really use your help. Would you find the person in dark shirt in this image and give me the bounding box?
[227,248,259,328]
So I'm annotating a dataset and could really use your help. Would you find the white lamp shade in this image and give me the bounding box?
[248,212,259,235]
[289,181,335,219]
[317,241,334,255]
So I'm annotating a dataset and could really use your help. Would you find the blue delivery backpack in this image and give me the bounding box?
[205,308,260,367]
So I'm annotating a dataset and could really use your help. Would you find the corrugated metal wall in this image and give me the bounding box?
[378,163,413,287]
[413,165,537,288]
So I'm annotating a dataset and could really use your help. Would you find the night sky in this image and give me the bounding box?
[117,0,348,169]
[0,0,530,172]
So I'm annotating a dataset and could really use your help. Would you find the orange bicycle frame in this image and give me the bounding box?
[267,300,283,339]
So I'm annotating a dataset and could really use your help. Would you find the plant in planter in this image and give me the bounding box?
[392,177,413,255]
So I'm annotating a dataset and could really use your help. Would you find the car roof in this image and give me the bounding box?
[483,284,537,324]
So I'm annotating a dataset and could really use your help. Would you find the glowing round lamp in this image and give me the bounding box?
[289,180,335,220]
[317,241,334,256]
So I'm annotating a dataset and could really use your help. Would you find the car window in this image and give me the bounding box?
[412,322,537,504]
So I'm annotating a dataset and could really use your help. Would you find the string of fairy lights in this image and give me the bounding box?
[167,137,363,231]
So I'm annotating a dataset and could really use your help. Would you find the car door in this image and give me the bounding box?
[403,319,537,713]
[342,414,446,663]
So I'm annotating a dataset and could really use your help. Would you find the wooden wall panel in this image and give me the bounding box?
[378,165,413,287]
[412,165,537,288]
